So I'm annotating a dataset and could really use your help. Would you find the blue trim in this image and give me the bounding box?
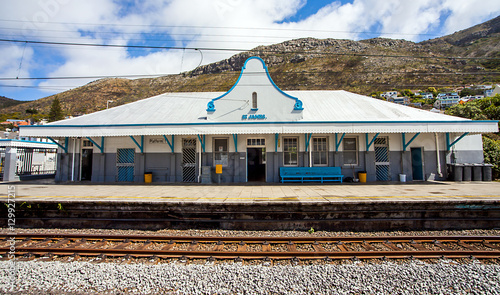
[232,134,238,153]
[402,133,420,152]
[305,133,312,152]
[130,135,144,153]
[365,133,380,151]
[446,132,469,151]
[206,56,303,112]
[335,133,346,152]
[275,133,279,152]
[86,137,104,153]
[162,135,174,153]
[20,120,498,128]
[197,134,206,152]
[0,139,57,146]
[47,137,68,153]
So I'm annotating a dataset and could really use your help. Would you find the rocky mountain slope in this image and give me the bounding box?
[2,15,499,117]
[0,95,26,110]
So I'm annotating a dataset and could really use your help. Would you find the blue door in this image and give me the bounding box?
[411,147,424,181]
[116,148,135,182]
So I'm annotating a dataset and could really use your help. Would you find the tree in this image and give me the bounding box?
[25,108,38,116]
[48,97,64,122]
[402,89,414,97]
[445,95,500,122]
[427,87,438,96]
[483,137,500,179]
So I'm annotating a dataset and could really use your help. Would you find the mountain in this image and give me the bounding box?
[0,96,26,110]
[1,15,500,117]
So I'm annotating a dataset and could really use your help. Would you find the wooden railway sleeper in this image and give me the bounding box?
[483,240,500,250]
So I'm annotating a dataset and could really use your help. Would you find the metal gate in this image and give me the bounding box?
[374,137,390,181]
[182,139,197,182]
[116,148,135,182]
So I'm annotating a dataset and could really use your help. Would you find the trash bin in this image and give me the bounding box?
[462,164,472,181]
[358,172,367,183]
[399,174,406,182]
[144,172,152,183]
[483,164,493,182]
[453,164,463,182]
[472,164,482,181]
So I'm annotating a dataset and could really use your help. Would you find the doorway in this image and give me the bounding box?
[182,138,197,182]
[247,148,266,182]
[411,147,424,181]
[374,137,390,181]
[81,149,93,181]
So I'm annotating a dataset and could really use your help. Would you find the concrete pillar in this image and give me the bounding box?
[3,147,19,182]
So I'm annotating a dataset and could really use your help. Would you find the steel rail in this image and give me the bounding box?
[2,233,500,242]
[2,234,500,261]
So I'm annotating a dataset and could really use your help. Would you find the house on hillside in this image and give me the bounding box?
[434,93,460,109]
[387,96,410,106]
[20,57,498,183]
[381,91,398,99]
[417,92,434,99]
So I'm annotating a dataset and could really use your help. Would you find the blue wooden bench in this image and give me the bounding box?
[279,167,344,183]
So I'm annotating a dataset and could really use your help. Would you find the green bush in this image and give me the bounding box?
[483,136,500,180]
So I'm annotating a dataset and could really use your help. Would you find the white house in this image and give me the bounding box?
[20,57,498,183]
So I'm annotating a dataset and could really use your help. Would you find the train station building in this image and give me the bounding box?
[20,57,498,183]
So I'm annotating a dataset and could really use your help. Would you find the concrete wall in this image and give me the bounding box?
[52,133,485,183]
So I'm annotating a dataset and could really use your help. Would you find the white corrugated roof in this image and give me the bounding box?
[20,90,498,137]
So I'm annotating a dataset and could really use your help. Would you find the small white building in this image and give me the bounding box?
[0,139,58,181]
[19,57,498,183]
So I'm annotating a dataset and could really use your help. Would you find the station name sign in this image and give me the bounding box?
[242,114,266,120]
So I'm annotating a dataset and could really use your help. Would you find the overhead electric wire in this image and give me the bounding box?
[0,18,442,38]
[1,38,499,61]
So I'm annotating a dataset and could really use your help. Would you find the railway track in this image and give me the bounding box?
[2,233,500,262]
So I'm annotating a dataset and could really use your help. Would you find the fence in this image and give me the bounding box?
[15,147,57,177]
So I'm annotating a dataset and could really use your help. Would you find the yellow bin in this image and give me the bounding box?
[144,172,153,183]
[358,172,367,183]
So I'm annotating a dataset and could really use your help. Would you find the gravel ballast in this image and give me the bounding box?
[1,260,500,294]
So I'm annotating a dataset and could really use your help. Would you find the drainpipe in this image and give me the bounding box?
[198,141,202,183]
[309,148,312,167]
[435,133,443,177]
[71,138,76,181]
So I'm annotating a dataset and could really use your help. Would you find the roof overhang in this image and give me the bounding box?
[19,120,499,138]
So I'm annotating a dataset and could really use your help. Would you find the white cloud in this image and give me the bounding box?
[442,0,500,34]
[0,0,499,98]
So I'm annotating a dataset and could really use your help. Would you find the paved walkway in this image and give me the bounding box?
[1,180,500,203]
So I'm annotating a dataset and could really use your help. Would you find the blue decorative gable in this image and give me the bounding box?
[206,57,303,114]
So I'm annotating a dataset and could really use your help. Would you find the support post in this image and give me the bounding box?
[197,134,206,153]
[232,134,238,153]
[86,137,104,153]
[446,132,469,151]
[275,133,279,152]
[365,133,380,152]
[402,133,420,152]
[335,133,346,152]
[163,135,174,153]
[305,133,312,152]
[130,135,144,153]
[47,137,68,153]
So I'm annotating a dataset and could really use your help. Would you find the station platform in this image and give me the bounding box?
[2,180,500,203]
[1,181,500,232]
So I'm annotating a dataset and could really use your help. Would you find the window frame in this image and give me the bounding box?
[283,137,299,166]
[251,92,258,110]
[312,137,328,166]
[342,137,359,166]
[213,137,229,167]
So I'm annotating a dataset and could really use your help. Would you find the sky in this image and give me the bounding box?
[0,0,499,101]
